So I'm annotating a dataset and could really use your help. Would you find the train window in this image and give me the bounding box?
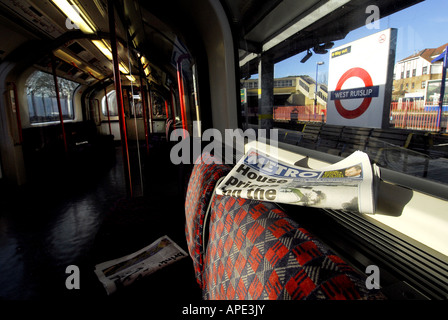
[151,91,167,119]
[241,0,448,187]
[25,70,78,124]
[123,86,143,118]
[101,90,118,117]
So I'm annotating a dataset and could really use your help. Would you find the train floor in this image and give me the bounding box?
[0,137,201,301]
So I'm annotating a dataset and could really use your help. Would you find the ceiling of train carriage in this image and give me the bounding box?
[0,0,180,87]
[0,0,424,84]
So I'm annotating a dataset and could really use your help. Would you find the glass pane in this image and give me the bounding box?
[240,0,448,186]
[26,70,78,123]
[102,90,118,116]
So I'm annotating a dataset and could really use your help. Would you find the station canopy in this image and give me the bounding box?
[224,0,424,78]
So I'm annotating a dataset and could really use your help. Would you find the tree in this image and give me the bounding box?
[26,70,78,98]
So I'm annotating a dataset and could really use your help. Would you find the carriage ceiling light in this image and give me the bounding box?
[54,49,103,79]
[52,0,96,34]
[54,49,82,66]
[140,56,150,76]
[91,40,113,60]
[119,62,130,74]
[140,56,149,66]
[126,75,136,82]
[91,40,130,74]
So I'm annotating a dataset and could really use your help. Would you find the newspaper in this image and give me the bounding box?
[216,149,379,214]
[94,235,188,295]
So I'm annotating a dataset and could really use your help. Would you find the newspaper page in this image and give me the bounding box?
[216,149,379,214]
[94,235,188,295]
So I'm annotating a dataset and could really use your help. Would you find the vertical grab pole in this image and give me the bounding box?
[51,54,68,155]
[96,99,101,125]
[104,87,112,135]
[147,88,154,133]
[108,0,132,197]
[170,86,175,125]
[138,62,150,155]
[165,100,169,119]
[176,60,187,137]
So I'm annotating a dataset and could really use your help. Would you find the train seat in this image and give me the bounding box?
[185,153,385,300]
[184,153,231,287]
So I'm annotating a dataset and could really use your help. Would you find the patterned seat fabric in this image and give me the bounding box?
[202,196,384,300]
[185,153,231,287]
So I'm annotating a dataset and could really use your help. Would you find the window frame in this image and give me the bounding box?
[25,70,78,125]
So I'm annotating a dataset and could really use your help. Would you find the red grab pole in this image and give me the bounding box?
[108,0,133,197]
[176,61,187,137]
[138,67,150,155]
[165,100,169,119]
[170,86,176,126]
[51,54,68,155]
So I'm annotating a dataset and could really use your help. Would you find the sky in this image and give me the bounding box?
[272,0,448,83]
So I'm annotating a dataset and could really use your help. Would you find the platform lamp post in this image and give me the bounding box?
[314,61,324,121]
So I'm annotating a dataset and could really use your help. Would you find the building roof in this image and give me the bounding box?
[298,75,315,85]
[399,42,448,63]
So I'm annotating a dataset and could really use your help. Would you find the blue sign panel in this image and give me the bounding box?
[330,85,379,100]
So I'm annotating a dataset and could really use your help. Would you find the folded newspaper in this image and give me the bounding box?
[216,149,380,214]
[94,235,188,295]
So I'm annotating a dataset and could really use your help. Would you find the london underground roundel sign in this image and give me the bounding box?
[326,28,396,128]
[334,67,376,119]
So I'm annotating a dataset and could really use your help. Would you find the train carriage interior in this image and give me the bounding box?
[0,0,447,304]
